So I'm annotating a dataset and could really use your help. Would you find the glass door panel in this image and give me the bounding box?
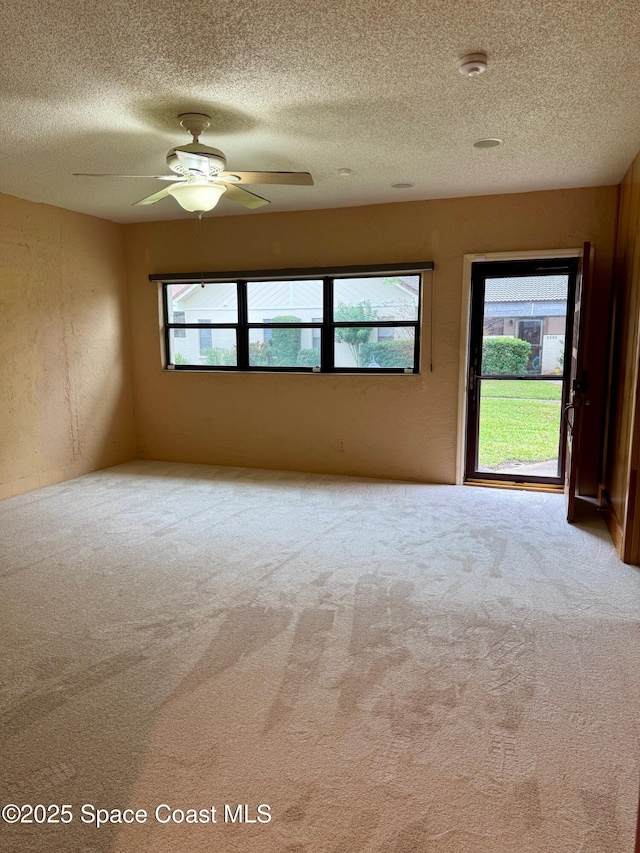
[466,260,578,484]
[477,379,563,477]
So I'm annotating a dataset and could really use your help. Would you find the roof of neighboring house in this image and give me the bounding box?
[170,284,193,300]
[397,275,420,295]
[485,301,568,318]
[485,276,568,302]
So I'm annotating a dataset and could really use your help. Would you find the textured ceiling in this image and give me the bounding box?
[1,0,639,223]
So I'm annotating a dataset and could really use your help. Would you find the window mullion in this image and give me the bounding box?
[237,281,249,368]
[164,285,171,368]
[323,277,334,371]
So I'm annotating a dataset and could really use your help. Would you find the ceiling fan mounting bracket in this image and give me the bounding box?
[178,113,211,142]
[169,114,225,176]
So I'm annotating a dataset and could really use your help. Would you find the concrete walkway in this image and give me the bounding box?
[480,458,559,477]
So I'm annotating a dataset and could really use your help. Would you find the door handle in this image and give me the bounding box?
[563,403,575,428]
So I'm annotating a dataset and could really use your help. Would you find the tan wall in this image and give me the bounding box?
[0,192,136,499]
[605,151,640,560]
[125,186,616,484]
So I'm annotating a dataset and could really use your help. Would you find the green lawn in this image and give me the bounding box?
[481,379,563,400]
[478,380,562,468]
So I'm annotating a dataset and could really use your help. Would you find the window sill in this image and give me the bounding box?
[163,367,420,376]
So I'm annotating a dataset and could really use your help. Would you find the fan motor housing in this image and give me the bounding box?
[167,143,227,176]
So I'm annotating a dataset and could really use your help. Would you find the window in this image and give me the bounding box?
[156,263,431,373]
[516,318,544,374]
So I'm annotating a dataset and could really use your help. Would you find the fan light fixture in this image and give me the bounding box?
[167,181,227,213]
[73,113,314,213]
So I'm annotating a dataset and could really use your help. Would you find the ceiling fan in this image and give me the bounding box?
[73,113,314,216]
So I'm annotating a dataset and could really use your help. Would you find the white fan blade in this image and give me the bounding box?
[218,171,314,186]
[73,173,177,180]
[133,187,172,206]
[222,184,270,209]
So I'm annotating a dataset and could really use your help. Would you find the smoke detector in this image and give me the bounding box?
[459,53,488,77]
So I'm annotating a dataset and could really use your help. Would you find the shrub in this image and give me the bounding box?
[359,340,414,367]
[482,336,531,375]
[334,301,377,366]
[249,341,275,366]
[174,352,189,364]
[270,316,302,365]
[297,348,321,367]
[202,346,236,366]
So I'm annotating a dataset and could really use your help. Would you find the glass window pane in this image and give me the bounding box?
[333,275,419,322]
[249,328,321,367]
[334,326,415,368]
[477,379,562,476]
[312,321,321,351]
[482,275,568,376]
[169,328,237,366]
[168,283,237,324]
[247,280,323,324]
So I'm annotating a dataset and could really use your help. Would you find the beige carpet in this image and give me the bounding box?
[0,460,638,853]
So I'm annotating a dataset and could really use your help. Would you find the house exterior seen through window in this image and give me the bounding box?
[481,275,567,374]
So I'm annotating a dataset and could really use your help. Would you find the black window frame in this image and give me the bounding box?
[154,262,433,374]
